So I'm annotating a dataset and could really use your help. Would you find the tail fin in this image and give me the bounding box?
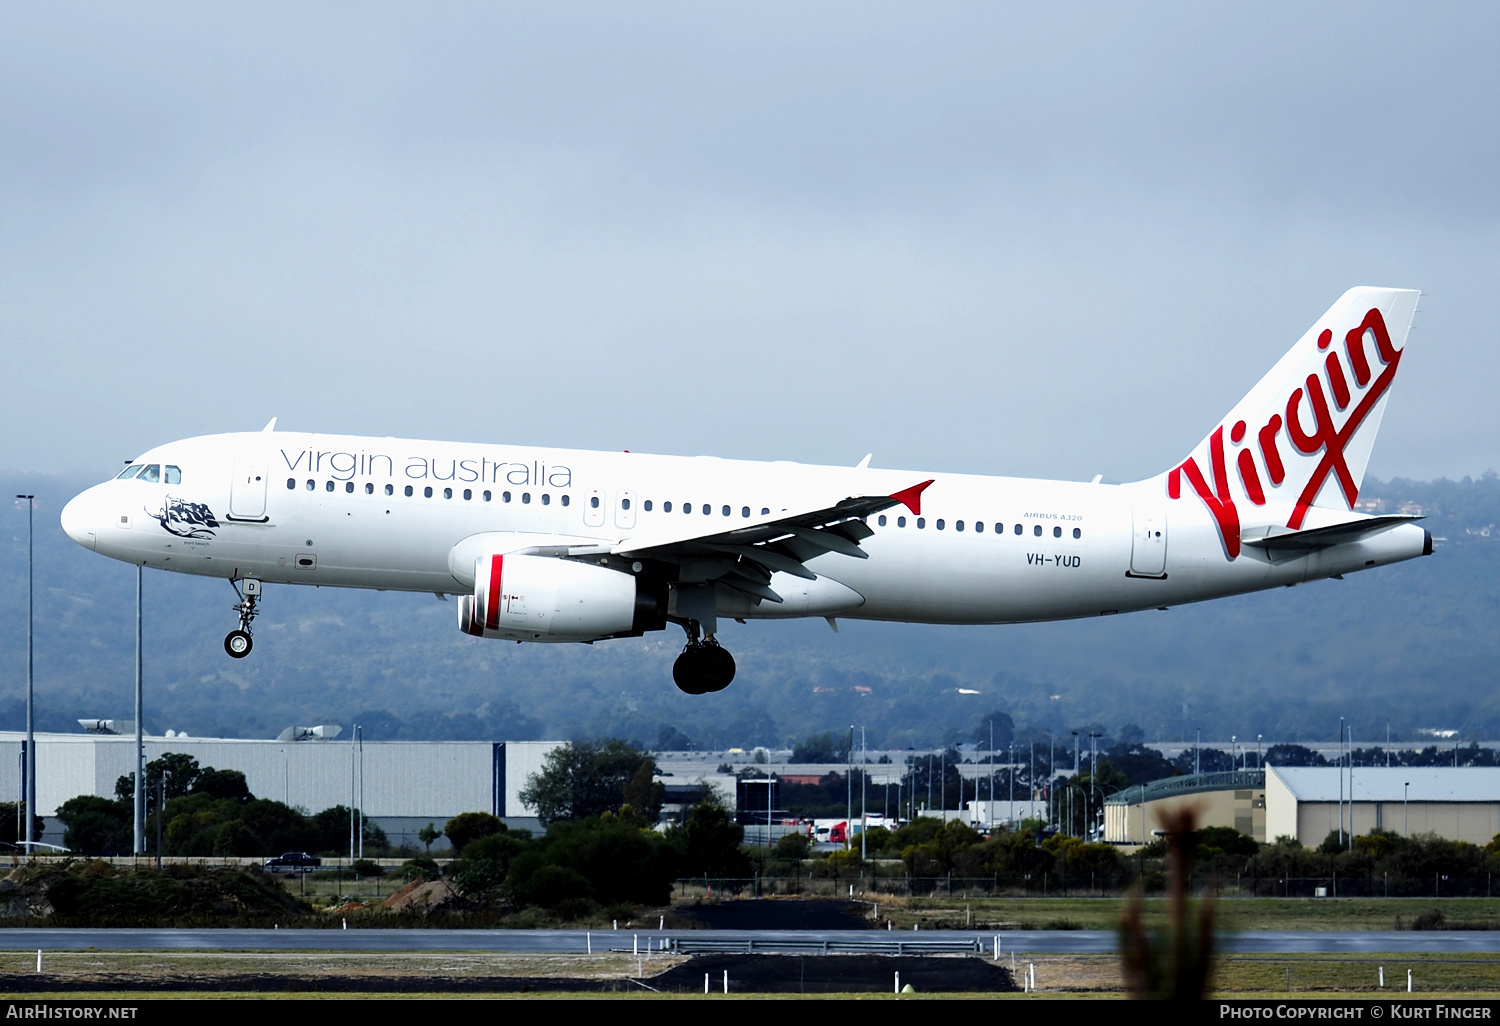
[1166,287,1420,558]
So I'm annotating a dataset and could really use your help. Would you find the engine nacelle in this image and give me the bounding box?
[459,553,666,643]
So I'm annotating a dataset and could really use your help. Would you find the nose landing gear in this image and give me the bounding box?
[225,578,261,659]
[672,619,736,695]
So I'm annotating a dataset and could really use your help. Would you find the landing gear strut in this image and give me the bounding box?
[672,619,736,695]
[225,578,261,659]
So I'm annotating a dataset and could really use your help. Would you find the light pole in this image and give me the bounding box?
[1008,741,1015,828]
[134,564,144,854]
[988,721,994,830]
[16,495,35,850]
[1403,782,1409,837]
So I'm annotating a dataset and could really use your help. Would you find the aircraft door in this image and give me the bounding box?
[614,489,637,530]
[1129,502,1168,577]
[229,447,270,520]
[583,488,606,528]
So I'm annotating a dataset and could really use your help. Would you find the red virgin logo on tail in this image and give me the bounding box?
[1168,307,1402,559]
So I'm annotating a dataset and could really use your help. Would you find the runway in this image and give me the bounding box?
[2,929,1497,954]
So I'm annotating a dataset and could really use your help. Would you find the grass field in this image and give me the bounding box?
[0,949,1495,998]
[880,895,1500,932]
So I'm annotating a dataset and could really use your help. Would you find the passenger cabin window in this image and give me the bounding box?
[502,491,512,502]
[521,492,530,504]
[742,506,750,518]
[936,519,945,530]
[621,498,631,510]
[138,465,160,483]
[561,495,570,507]
[286,478,296,489]
[761,508,770,516]
[424,486,433,498]
[462,488,471,500]
[482,490,491,501]
[325,481,334,492]
[1014,523,1022,535]
[878,515,887,526]
[897,516,906,527]
[385,484,394,496]
[346,482,354,493]
[663,501,672,512]
[955,521,964,532]
[117,465,142,480]
[590,496,600,508]
[1033,525,1042,536]
[1053,526,1061,537]
[1073,527,1082,539]
[974,522,983,533]
[306,479,315,491]
[541,493,550,505]
[443,487,453,499]
[722,505,730,516]
[644,500,654,512]
[404,485,413,497]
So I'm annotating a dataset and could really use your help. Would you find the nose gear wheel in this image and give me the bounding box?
[225,579,261,659]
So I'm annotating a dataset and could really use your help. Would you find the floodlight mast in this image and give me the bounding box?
[17,495,34,851]
[134,564,145,854]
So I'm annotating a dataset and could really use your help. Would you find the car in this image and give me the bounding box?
[264,851,322,873]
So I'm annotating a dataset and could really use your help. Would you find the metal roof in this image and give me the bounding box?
[1104,770,1264,805]
[1267,766,1500,803]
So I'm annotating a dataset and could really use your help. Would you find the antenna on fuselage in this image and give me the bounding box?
[261,417,278,432]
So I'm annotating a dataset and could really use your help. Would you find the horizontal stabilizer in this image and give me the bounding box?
[1241,514,1424,554]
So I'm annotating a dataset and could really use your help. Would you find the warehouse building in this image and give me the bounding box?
[0,730,561,850]
[1104,766,1500,848]
[1104,770,1266,845]
[1264,766,1500,846]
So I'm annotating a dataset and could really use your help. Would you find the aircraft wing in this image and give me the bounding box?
[569,480,932,604]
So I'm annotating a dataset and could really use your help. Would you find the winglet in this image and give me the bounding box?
[889,479,934,515]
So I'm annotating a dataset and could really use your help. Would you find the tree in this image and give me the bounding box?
[790,731,851,764]
[519,739,657,823]
[193,768,251,802]
[444,811,504,853]
[55,796,130,854]
[672,799,749,879]
[115,752,201,803]
[969,711,1015,750]
[418,822,442,853]
[0,803,45,847]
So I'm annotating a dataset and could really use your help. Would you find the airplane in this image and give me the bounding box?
[60,287,1431,695]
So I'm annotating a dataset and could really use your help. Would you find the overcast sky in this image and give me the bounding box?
[3,0,1496,486]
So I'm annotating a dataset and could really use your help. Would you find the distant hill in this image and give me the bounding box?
[2,472,1495,749]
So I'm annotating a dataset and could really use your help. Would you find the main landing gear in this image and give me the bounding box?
[225,578,261,659]
[672,619,736,695]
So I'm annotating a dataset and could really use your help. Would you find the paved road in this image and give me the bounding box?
[1,929,1497,954]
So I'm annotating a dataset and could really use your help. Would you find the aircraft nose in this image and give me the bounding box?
[60,491,98,551]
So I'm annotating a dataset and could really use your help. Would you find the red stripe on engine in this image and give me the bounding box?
[485,554,504,630]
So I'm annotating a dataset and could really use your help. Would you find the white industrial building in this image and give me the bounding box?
[0,730,561,850]
[1104,766,1500,847]
[1264,766,1500,846]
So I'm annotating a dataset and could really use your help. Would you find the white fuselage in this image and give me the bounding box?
[60,429,1429,630]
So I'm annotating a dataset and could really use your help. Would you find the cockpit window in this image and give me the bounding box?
[116,465,142,480]
[137,464,160,483]
[164,466,181,484]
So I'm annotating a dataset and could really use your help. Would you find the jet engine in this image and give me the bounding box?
[458,553,666,643]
